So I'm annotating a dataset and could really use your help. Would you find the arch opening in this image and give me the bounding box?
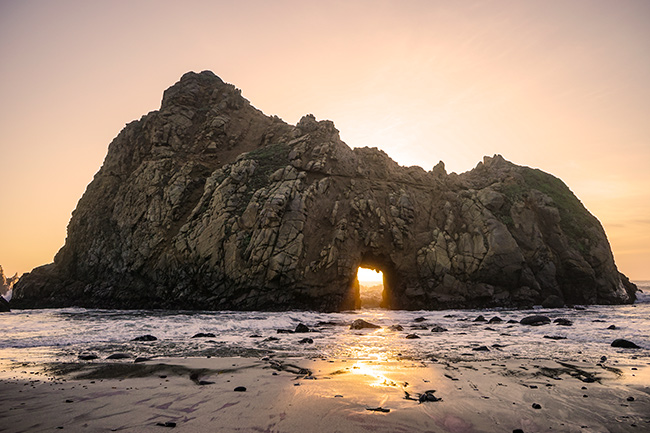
[350,253,396,309]
[357,267,384,309]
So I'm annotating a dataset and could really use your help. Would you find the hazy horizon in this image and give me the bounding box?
[1,0,648,279]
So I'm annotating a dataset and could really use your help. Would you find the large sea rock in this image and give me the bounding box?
[13,71,637,311]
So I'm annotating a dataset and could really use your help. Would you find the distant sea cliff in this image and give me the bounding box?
[13,71,637,311]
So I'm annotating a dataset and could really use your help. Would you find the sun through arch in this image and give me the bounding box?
[357,267,384,308]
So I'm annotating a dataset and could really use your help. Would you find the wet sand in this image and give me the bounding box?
[0,356,648,432]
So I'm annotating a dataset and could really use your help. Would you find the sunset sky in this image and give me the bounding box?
[1,0,648,280]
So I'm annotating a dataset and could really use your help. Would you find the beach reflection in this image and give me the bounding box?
[327,315,418,391]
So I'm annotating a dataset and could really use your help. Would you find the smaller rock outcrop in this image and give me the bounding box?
[0,265,18,312]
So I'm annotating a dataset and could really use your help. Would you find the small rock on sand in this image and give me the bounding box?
[611,339,641,349]
[132,334,157,341]
[191,332,216,338]
[350,319,380,330]
[405,334,420,339]
[430,325,448,332]
[520,315,551,326]
[234,386,247,392]
[294,323,310,333]
[106,353,131,360]
[78,354,98,361]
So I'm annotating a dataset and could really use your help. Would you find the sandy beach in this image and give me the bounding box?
[1,354,648,433]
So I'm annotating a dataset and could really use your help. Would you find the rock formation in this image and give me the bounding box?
[13,71,637,311]
[1,265,18,311]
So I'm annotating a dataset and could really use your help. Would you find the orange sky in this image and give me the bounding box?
[1,0,649,280]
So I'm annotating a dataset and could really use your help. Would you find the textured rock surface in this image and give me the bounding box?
[13,71,637,311]
[1,265,18,298]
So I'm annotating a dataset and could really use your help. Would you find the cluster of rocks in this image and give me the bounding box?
[13,71,637,311]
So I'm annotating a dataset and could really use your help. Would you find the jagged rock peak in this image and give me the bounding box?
[12,71,637,311]
[0,265,18,299]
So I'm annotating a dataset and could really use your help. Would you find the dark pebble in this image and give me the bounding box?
[156,421,177,428]
[474,315,487,322]
[134,357,151,363]
[388,324,404,331]
[350,319,381,330]
[264,337,280,342]
[554,318,573,326]
[601,356,607,362]
[191,332,216,338]
[418,390,441,402]
[298,338,313,344]
[430,325,448,333]
[607,325,616,330]
[65,399,74,403]
[513,430,524,433]
[277,329,294,334]
[295,323,310,333]
[78,354,98,361]
[366,407,390,412]
[543,335,567,340]
[488,316,503,323]
[132,334,157,341]
[532,403,542,409]
[405,334,420,339]
[520,315,551,326]
[627,396,635,401]
[234,386,247,392]
[106,353,131,360]
[414,317,427,323]
[611,339,641,349]
[472,346,490,352]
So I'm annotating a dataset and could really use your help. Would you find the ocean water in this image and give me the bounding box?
[1,282,648,367]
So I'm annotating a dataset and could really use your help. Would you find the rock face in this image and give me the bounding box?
[1,265,18,312]
[13,71,637,311]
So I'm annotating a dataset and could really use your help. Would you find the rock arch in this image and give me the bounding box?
[13,71,637,310]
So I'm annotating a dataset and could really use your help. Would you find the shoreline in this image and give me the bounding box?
[1,355,648,432]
